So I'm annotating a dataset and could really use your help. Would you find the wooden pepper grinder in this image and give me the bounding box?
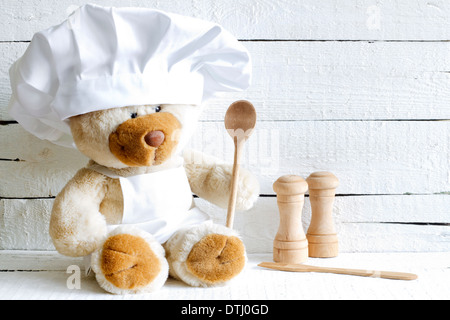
[273,175,309,264]
[306,171,339,258]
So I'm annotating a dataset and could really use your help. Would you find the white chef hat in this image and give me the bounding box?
[8,4,251,147]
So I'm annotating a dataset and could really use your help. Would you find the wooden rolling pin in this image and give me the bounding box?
[258,262,418,281]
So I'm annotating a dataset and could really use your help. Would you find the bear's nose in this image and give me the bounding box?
[144,130,165,148]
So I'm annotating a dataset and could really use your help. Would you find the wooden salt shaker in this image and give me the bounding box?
[306,172,339,258]
[273,175,309,264]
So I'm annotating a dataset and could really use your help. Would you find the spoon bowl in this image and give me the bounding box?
[224,100,257,229]
[225,100,257,142]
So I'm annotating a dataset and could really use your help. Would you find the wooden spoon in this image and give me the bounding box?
[258,262,418,281]
[224,100,257,229]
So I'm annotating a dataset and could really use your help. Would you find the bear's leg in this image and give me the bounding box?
[91,226,168,294]
[164,222,246,287]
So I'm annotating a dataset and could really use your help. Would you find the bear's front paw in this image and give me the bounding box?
[91,226,168,294]
[165,222,246,287]
[186,233,246,285]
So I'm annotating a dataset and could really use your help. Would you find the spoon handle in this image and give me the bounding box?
[226,138,244,229]
[258,262,418,281]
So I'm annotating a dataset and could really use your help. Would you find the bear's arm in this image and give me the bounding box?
[183,149,259,211]
[49,167,109,257]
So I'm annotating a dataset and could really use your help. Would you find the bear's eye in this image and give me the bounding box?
[130,112,138,119]
[155,105,162,113]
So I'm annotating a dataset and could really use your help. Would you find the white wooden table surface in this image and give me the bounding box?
[1,252,448,300]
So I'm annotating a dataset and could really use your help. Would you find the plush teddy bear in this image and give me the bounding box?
[8,5,258,294]
[49,103,259,294]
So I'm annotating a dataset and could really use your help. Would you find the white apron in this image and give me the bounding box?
[84,163,209,274]
[88,163,210,243]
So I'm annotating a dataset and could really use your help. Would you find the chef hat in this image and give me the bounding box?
[8,4,251,147]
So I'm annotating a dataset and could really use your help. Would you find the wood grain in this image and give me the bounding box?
[272,175,309,263]
[0,250,82,271]
[1,0,450,41]
[1,253,449,299]
[0,0,449,255]
[2,41,450,121]
[196,120,449,195]
[1,120,448,197]
[1,196,448,252]
[258,261,418,280]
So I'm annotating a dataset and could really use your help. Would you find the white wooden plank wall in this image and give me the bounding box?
[0,0,449,255]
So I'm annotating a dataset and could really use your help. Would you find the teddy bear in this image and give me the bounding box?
[8,5,258,294]
[49,103,259,294]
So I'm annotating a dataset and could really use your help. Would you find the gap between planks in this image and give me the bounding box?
[3,120,450,125]
[1,192,448,199]
[1,39,450,43]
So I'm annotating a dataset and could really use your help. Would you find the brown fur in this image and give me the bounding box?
[186,234,246,284]
[101,234,162,290]
[50,105,258,291]
[109,112,181,167]
[98,176,123,225]
[50,168,113,257]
